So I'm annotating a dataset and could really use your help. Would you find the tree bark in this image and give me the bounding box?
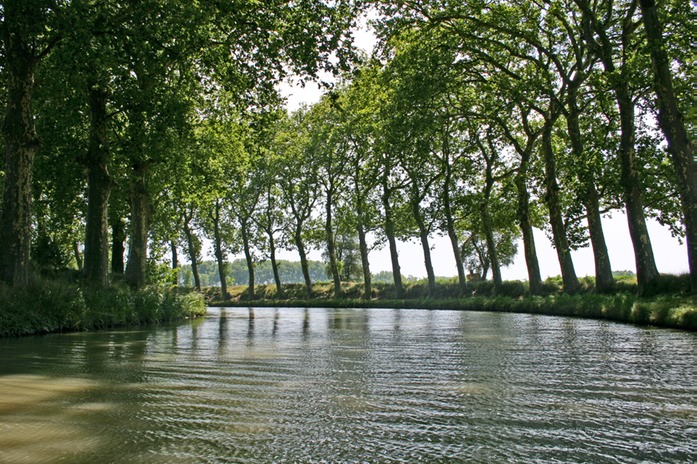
[83,86,111,286]
[183,211,201,291]
[574,0,659,294]
[325,188,342,297]
[124,162,150,288]
[411,191,436,296]
[240,216,255,300]
[170,239,179,285]
[210,200,228,299]
[565,85,615,292]
[110,218,126,274]
[0,2,39,286]
[267,229,282,296]
[381,181,405,298]
[442,168,467,293]
[357,224,372,299]
[639,0,696,291]
[480,147,503,294]
[294,225,313,298]
[72,241,83,271]
[541,115,580,294]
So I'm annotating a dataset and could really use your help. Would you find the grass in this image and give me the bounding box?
[0,279,206,337]
[205,275,697,331]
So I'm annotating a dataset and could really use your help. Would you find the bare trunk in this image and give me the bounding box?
[124,162,150,288]
[240,217,255,300]
[382,186,404,299]
[83,86,111,286]
[72,241,83,271]
[412,195,436,295]
[640,0,696,291]
[110,218,126,274]
[170,239,178,285]
[357,224,372,299]
[565,85,614,292]
[442,171,467,293]
[211,200,228,300]
[0,5,38,286]
[295,226,312,298]
[183,214,201,291]
[325,189,342,297]
[541,117,580,294]
[267,230,282,296]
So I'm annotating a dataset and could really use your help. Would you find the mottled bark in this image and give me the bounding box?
[124,162,150,288]
[640,0,696,291]
[83,86,111,286]
[0,3,39,286]
[541,117,580,294]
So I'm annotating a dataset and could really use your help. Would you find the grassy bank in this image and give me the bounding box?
[0,280,206,337]
[206,279,697,331]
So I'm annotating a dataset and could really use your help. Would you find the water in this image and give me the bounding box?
[0,307,695,463]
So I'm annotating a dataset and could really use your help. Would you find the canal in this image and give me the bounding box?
[1,307,695,463]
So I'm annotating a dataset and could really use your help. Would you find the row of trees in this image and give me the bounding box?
[1,0,693,299]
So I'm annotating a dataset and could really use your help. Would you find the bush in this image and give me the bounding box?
[0,279,206,337]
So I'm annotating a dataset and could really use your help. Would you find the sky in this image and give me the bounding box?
[273,17,690,280]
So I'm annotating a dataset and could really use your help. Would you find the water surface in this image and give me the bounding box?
[1,307,695,463]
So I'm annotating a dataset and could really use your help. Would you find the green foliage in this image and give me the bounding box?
[0,279,205,337]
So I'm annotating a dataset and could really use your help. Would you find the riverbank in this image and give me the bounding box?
[207,281,697,331]
[0,280,206,337]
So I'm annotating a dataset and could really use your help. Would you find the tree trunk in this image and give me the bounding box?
[357,224,372,300]
[442,170,467,293]
[83,86,111,286]
[584,188,615,292]
[325,189,342,297]
[295,226,312,298]
[382,185,404,299]
[110,218,126,274]
[124,162,150,288]
[72,241,83,271]
[170,239,179,285]
[616,83,659,294]
[565,85,615,292]
[240,217,255,300]
[640,0,696,291]
[412,194,436,296]
[211,200,228,300]
[481,202,503,293]
[481,150,503,294]
[267,229,282,296]
[183,213,201,291]
[541,116,580,294]
[574,0,659,294]
[0,4,39,286]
